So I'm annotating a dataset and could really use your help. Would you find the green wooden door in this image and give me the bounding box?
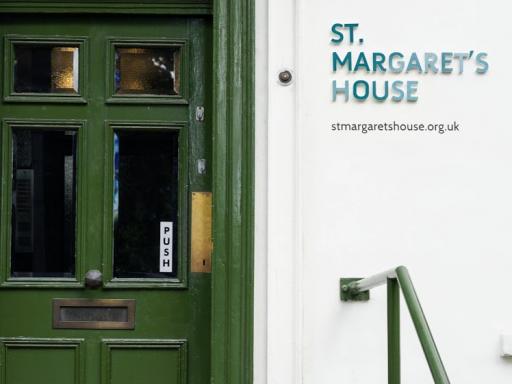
[0,13,212,384]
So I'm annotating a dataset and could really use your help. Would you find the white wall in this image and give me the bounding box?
[256,0,512,383]
[254,0,268,382]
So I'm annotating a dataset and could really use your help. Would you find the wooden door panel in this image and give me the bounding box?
[0,14,212,384]
[0,339,84,384]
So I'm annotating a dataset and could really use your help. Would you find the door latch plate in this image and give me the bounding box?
[191,192,212,273]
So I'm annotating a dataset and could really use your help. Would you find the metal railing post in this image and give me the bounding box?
[395,266,450,384]
[387,277,400,384]
[341,266,451,384]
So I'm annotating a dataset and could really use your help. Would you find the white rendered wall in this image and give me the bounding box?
[254,0,268,382]
[257,0,512,383]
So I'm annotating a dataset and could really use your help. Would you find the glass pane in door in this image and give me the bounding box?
[14,45,79,93]
[114,46,180,95]
[11,128,77,277]
[113,130,179,278]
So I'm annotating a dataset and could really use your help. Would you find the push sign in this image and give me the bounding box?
[160,222,173,272]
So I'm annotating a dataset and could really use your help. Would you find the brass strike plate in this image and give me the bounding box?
[191,192,212,273]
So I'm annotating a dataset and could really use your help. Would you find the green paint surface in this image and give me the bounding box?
[111,349,178,383]
[0,13,212,384]
[6,347,76,384]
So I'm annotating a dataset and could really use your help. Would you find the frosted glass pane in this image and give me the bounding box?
[14,45,79,94]
[115,47,180,96]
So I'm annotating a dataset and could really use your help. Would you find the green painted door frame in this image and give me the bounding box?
[0,2,255,384]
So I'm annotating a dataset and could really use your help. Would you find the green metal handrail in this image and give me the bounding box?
[340,266,450,384]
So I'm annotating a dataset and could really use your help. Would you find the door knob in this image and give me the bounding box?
[85,269,103,289]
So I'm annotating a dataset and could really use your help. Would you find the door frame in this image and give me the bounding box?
[0,2,255,384]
